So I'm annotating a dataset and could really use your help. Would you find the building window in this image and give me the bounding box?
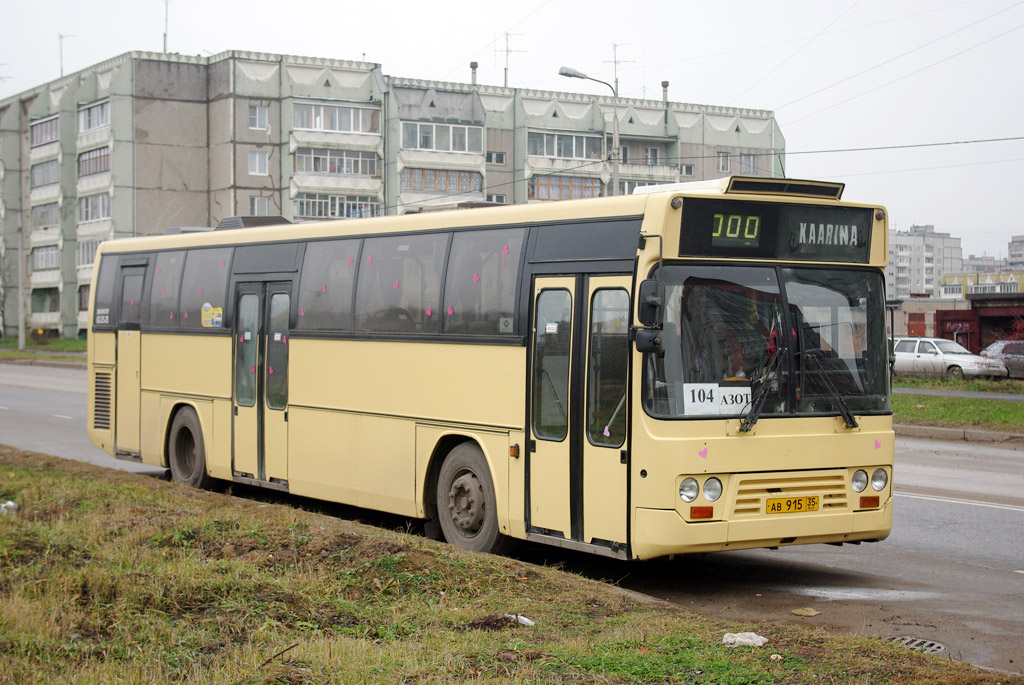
[30,160,59,188]
[681,164,695,177]
[528,174,603,201]
[400,168,482,193]
[485,194,506,204]
[998,282,1019,293]
[249,151,268,175]
[527,132,602,160]
[620,147,629,163]
[30,117,59,147]
[78,193,111,223]
[78,101,110,132]
[79,285,91,312]
[401,122,483,153]
[293,193,381,220]
[249,196,268,216]
[33,246,59,271]
[620,180,654,195]
[31,288,60,313]
[293,102,380,134]
[485,151,506,165]
[717,152,730,173]
[76,238,101,268]
[31,203,60,228]
[740,153,756,173]
[78,147,110,177]
[294,148,377,176]
[248,105,268,130]
[645,147,659,165]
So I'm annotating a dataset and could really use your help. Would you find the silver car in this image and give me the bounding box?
[981,339,1024,379]
[893,337,1008,380]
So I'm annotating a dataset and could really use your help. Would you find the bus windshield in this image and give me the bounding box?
[643,264,889,419]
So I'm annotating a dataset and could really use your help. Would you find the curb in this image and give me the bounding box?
[0,359,87,370]
[895,424,1024,450]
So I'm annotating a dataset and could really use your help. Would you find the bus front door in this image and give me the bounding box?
[233,281,291,486]
[528,275,631,551]
[115,265,146,456]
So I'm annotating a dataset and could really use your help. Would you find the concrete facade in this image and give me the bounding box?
[0,50,785,338]
[884,224,962,300]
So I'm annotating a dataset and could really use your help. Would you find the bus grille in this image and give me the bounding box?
[93,372,112,430]
[732,472,847,517]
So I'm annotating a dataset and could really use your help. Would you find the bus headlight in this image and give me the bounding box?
[852,470,868,493]
[871,468,888,491]
[703,477,723,502]
[679,478,699,503]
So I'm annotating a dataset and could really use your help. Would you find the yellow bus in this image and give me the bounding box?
[87,176,893,560]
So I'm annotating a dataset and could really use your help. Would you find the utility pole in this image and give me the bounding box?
[58,33,76,77]
[163,0,169,53]
[496,32,525,88]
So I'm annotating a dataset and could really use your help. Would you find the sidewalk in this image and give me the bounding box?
[895,423,1024,450]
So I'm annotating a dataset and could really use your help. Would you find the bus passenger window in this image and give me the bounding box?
[266,293,289,410]
[355,233,447,333]
[587,289,629,447]
[533,290,572,440]
[148,251,185,327]
[443,227,525,335]
[180,248,232,329]
[296,239,359,331]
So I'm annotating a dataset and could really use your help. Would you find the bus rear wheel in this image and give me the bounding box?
[436,443,509,554]
[168,407,213,489]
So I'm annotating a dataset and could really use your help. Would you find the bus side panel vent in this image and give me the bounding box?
[93,372,112,430]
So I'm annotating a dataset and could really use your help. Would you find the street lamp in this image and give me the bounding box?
[559,66,619,196]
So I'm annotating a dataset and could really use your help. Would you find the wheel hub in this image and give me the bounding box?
[448,471,484,535]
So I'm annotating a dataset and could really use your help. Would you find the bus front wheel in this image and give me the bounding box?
[436,443,509,554]
[168,407,213,489]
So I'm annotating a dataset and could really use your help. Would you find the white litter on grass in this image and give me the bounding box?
[504,614,535,626]
[0,501,18,515]
[723,632,768,647]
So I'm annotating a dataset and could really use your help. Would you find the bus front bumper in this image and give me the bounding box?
[631,497,892,560]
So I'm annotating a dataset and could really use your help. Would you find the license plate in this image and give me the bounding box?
[766,496,819,514]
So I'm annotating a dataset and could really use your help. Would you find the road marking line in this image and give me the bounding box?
[1014,570,1024,575]
[896,492,1024,513]
[0,406,8,410]
[53,414,73,419]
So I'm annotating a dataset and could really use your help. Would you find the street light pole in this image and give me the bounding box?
[558,66,619,196]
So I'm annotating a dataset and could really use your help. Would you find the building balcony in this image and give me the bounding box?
[77,126,112,151]
[290,173,382,196]
[29,183,61,206]
[618,161,679,183]
[29,311,62,328]
[28,141,59,163]
[30,227,61,248]
[30,269,62,288]
[290,130,382,153]
[77,172,112,197]
[76,220,112,241]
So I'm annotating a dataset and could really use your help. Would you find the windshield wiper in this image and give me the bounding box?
[802,350,859,429]
[739,346,783,432]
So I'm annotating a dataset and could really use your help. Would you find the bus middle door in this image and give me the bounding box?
[115,265,146,456]
[233,281,291,486]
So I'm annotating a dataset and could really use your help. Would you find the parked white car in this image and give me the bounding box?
[893,337,1008,380]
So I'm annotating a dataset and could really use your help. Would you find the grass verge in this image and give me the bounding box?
[893,375,1024,394]
[1,445,1015,684]
[893,393,1024,434]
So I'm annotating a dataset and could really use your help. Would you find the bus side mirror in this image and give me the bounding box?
[638,279,665,327]
[635,329,664,357]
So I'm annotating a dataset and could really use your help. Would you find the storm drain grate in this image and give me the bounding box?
[887,636,947,655]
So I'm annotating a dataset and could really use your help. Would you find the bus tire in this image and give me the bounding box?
[436,442,509,554]
[168,407,213,489]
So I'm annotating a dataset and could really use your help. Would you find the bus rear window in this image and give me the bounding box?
[92,255,117,328]
[179,248,232,329]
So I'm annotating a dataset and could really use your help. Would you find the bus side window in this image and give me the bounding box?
[148,251,185,327]
[443,227,525,335]
[355,233,447,333]
[92,255,117,328]
[179,248,233,329]
[295,239,360,331]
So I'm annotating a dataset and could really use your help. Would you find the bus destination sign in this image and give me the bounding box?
[679,198,874,263]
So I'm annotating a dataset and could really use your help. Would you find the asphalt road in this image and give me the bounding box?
[2,363,1022,674]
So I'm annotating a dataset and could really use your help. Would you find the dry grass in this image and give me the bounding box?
[0,444,1017,684]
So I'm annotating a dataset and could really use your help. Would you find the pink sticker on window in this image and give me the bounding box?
[161,287,166,295]
[268,366,274,375]
[426,307,432,316]
[130,300,135,306]
[300,307,305,316]
[447,305,454,315]
[250,365,256,374]
[169,312,174,320]
[473,273,480,283]
[394,280,400,289]
[198,288,203,295]
[321,285,327,294]
[348,257,354,265]
[157,267,162,275]
[503,244,509,255]
[282,336,287,344]
[367,256,373,265]
[183,311,188,318]
[221,259,226,267]
[603,426,611,437]
[240,335,244,342]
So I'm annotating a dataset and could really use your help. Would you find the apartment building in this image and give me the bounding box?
[0,50,785,338]
[884,224,962,300]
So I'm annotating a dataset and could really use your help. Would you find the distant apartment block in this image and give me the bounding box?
[0,50,785,337]
[885,224,962,300]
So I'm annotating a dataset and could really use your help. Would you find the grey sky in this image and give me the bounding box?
[3,0,1022,258]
